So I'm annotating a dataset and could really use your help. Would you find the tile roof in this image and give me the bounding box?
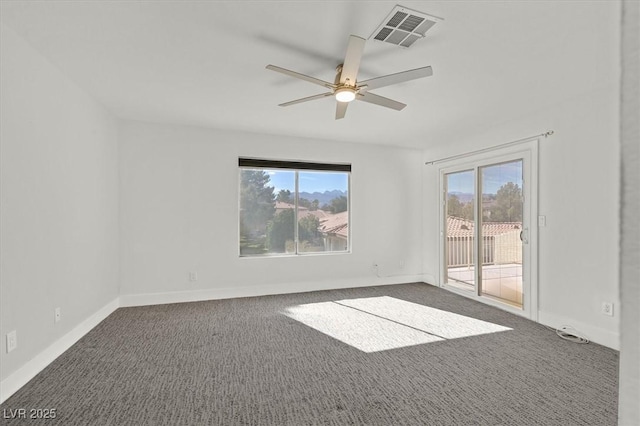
[446,216,521,238]
[275,201,308,210]
[303,209,329,220]
[274,202,330,221]
[319,211,349,238]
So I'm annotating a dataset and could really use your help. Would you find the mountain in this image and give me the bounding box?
[299,190,347,206]
[448,192,474,203]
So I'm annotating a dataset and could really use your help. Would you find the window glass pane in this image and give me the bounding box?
[479,160,524,308]
[298,171,349,253]
[239,169,294,256]
[445,170,475,291]
[239,163,350,257]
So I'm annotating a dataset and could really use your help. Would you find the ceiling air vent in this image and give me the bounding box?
[370,5,442,48]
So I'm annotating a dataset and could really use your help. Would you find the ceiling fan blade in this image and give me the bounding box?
[335,101,348,120]
[278,92,334,107]
[340,35,366,86]
[357,92,406,111]
[358,66,433,92]
[266,65,335,89]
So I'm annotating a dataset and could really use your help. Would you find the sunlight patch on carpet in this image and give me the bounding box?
[282,296,512,353]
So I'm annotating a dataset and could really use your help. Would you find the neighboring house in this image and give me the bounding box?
[319,211,349,251]
[446,216,522,267]
[303,209,329,221]
[275,201,300,214]
[275,201,329,221]
[274,201,346,252]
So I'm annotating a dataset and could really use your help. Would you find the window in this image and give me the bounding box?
[239,158,350,257]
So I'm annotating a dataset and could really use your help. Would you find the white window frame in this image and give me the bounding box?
[437,142,539,320]
[238,158,351,258]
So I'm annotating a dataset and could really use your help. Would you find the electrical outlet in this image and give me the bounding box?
[601,302,614,316]
[189,271,198,282]
[399,260,405,269]
[54,307,61,323]
[6,330,17,353]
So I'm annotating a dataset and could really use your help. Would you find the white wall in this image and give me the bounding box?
[421,0,621,350]
[118,121,423,305]
[0,25,119,384]
[422,90,620,348]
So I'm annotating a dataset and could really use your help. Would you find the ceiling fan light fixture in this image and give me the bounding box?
[335,87,356,103]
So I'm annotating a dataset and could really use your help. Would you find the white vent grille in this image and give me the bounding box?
[370,5,442,48]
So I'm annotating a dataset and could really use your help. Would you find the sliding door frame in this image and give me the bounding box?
[438,141,539,320]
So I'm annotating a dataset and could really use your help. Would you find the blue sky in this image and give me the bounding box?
[267,170,348,193]
[447,161,522,194]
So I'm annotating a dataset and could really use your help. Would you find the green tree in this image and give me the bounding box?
[310,199,320,211]
[240,170,276,236]
[298,197,311,209]
[329,196,348,213]
[276,189,293,204]
[461,201,474,221]
[299,215,320,241]
[266,209,294,252]
[489,182,523,222]
[448,194,474,220]
[447,194,463,217]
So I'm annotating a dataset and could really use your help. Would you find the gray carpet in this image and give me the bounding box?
[0,283,618,425]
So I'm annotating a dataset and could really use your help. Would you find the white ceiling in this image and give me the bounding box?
[0,1,618,149]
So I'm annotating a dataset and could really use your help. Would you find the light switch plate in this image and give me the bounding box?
[6,330,17,353]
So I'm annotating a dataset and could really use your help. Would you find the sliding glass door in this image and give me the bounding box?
[441,149,536,317]
[479,160,524,307]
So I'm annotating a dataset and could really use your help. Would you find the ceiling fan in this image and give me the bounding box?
[266,35,433,120]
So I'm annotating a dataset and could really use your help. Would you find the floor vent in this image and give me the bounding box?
[370,5,442,48]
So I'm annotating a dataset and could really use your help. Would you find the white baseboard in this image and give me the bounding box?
[120,275,425,307]
[0,298,120,404]
[422,273,437,285]
[538,310,620,350]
